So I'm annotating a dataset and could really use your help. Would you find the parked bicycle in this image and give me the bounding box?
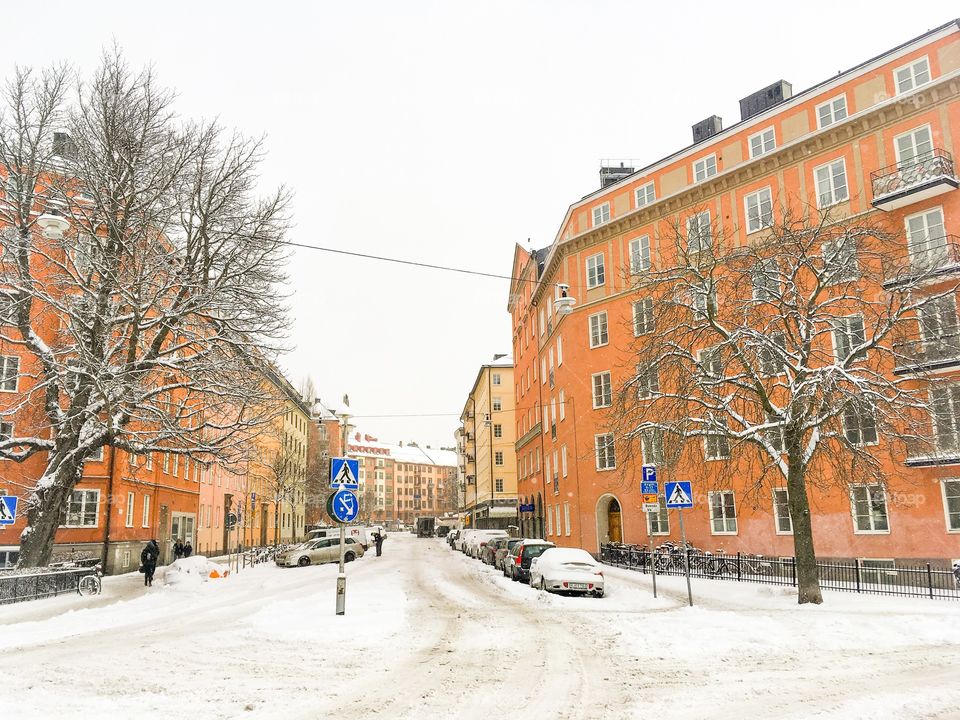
[77,564,103,596]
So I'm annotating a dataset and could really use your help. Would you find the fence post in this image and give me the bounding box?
[736,552,742,582]
[854,558,861,593]
[927,563,934,600]
[791,557,796,587]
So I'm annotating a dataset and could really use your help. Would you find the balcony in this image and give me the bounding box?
[893,332,960,375]
[871,149,958,212]
[905,432,960,467]
[882,237,960,288]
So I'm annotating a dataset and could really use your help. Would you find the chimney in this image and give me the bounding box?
[599,161,635,188]
[52,132,77,159]
[692,116,723,145]
[739,81,792,122]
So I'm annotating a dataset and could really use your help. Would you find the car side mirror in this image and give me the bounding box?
[530,557,539,567]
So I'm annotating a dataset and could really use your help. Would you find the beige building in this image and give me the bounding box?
[458,355,517,528]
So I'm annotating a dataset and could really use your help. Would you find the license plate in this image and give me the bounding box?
[568,582,588,590]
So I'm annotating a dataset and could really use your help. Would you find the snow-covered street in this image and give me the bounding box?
[2,533,960,720]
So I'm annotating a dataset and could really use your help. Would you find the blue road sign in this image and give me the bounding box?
[331,489,359,523]
[0,495,18,525]
[330,457,360,490]
[519,503,535,513]
[664,481,694,509]
[641,465,657,485]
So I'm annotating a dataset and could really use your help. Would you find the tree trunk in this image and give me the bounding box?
[17,459,84,568]
[786,458,823,605]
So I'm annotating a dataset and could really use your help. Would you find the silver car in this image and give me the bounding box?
[275,537,364,567]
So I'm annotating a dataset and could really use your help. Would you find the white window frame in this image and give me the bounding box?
[492,373,501,386]
[647,494,670,535]
[850,484,891,534]
[494,451,504,466]
[632,298,654,336]
[595,433,616,470]
[495,478,504,493]
[635,181,655,209]
[816,94,848,129]
[588,311,608,348]
[636,363,660,399]
[686,211,712,253]
[557,336,563,366]
[894,56,930,95]
[592,202,610,227]
[493,423,502,439]
[748,127,776,158]
[586,253,605,289]
[822,235,859,284]
[641,429,664,466]
[547,505,554,535]
[591,371,612,409]
[941,479,960,533]
[744,187,773,234]
[555,505,562,535]
[558,389,566,421]
[561,445,568,477]
[894,124,934,166]
[0,355,20,392]
[629,235,651,274]
[62,489,100,528]
[563,503,571,536]
[842,401,879,447]
[814,158,849,208]
[832,314,867,362]
[772,488,793,535]
[492,397,502,411]
[708,490,738,535]
[125,492,135,528]
[693,154,717,183]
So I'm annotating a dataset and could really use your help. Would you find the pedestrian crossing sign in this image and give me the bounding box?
[0,495,18,525]
[664,481,694,509]
[330,457,360,490]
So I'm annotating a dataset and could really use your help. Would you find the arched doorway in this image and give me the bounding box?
[535,493,544,539]
[595,494,623,548]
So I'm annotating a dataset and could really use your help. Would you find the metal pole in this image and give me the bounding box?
[678,508,693,607]
[336,412,349,616]
[650,537,658,599]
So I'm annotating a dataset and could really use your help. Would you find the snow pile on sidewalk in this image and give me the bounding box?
[164,556,229,588]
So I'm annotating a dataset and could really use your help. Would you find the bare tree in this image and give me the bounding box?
[611,204,956,604]
[263,441,305,547]
[0,52,291,567]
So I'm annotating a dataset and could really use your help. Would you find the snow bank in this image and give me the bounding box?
[163,556,229,589]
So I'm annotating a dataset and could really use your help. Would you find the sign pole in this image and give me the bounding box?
[639,465,659,599]
[678,508,693,607]
[650,534,658,599]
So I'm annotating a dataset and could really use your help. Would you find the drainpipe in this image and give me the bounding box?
[100,444,119,570]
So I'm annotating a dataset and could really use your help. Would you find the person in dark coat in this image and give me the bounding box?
[140,539,160,587]
[173,539,184,560]
[183,540,193,558]
[374,531,384,557]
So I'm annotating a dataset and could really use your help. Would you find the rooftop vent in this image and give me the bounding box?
[692,116,723,144]
[599,161,635,188]
[739,81,792,122]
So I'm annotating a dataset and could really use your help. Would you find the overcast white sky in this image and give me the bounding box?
[3,1,955,447]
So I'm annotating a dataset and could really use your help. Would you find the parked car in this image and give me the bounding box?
[504,539,554,582]
[481,536,509,565]
[456,529,476,553]
[275,537,364,567]
[467,530,508,559]
[495,538,522,571]
[447,529,461,549]
[529,547,604,597]
[436,525,451,537]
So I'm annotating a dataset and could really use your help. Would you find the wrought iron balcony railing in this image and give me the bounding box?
[893,331,960,373]
[871,148,958,211]
[882,237,960,288]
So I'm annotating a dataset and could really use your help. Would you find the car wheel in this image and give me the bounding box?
[297,556,310,567]
[345,552,356,563]
[593,589,604,598]
[539,577,547,592]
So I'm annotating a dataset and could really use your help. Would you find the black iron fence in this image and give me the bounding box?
[599,543,960,600]
[0,567,93,605]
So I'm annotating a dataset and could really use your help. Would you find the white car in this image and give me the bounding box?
[529,547,605,597]
[466,530,508,559]
[456,529,477,553]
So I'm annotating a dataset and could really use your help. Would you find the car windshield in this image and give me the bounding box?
[523,544,553,559]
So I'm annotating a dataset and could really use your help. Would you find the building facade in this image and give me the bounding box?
[509,20,960,568]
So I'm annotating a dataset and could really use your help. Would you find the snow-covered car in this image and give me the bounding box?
[495,538,522,571]
[504,539,554,582]
[276,537,364,567]
[164,556,229,587]
[529,547,604,597]
[466,530,508,559]
[456,530,476,553]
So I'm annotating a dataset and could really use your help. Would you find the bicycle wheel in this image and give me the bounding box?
[77,575,100,596]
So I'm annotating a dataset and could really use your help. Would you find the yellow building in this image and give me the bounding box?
[457,355,517,528]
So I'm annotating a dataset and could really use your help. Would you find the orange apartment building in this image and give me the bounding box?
[509,19,960,568]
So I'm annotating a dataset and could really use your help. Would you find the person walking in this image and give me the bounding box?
[173,539,184,560]
[374,531,385,557]
[183,540,193,558]
[140,538,160,587]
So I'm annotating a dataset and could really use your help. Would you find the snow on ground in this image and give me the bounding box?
[1,534,959,720]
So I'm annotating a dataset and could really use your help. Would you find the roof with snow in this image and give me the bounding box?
[347,432,457,467]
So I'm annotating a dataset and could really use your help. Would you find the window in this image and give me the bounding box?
[635,182,655,209]
[586,253,605,289]
[494,451,504,466]
[705,431,730,460]
[641,429,664,465]
[816,95,848,129]
[558,389,565,421]
[547,506,553,535]
[918,294,960,358]
[592,371,612,408]
[748,127,776,158]
[541,357,546,384]
[930,384,960,453]
[905,206,947,266]
[894,56,930,94]
[0,421,11,440]
[125,492,135,528]
[850,484,889,533]
[563,503,571,536]
[636,363,660,399]
[744,187,773,233]
[492,397,502,411]
[686,211,712,253]
[492,373,501,386]
[709,491,737,534]
[773,488,793,534]
[694,154,717,182]
[493,423,502,438]
[595,433,616,470]
[0,355,19,392]
[561,445,568,477]
[759,332,786,376]
[751,258,780,301]
[145,452,153,471]
[815,158,848,207]
[557,336,563,365]
[860,558,898,584]
[0,291,18,325]
[699,346,723,378]
[895,125,933,167]
[588,311,608,348]
[555,506,562,535]
[648,494,669,535]
[629,236,651,273]
[942,479,960,531]
[495,478,504,493]
[692,285,716,321]
[63,489,99,527]
[822,235,859,283]
[843,401,878,446]
[633,298,654,336]
[833,315,867,362]
[172,453,179,477]
[162,452,170,473]
[592,202,610,226]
